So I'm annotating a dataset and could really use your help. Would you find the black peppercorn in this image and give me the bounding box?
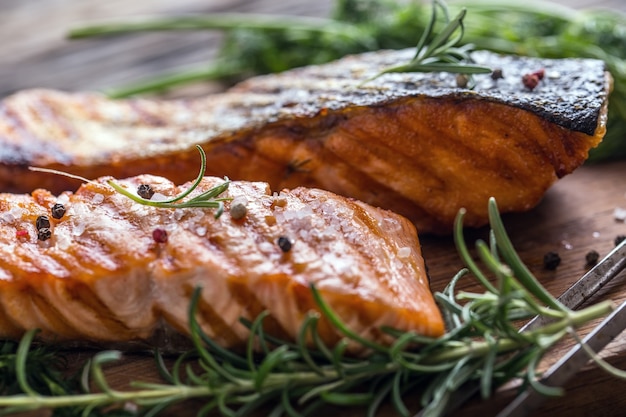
[585,250,600,266]
[38,228,52,241]
[543,251,561,270]
[137,184,155,199]
[277,236,292,253]
[491,68,504,80]
[616,235,626,247]
[36,215,50,230]
[51,203,66,219]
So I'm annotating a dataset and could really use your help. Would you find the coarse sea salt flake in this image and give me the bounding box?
[55,230,71,250]
[57,194,70,205]
[92,193,105,204]
[614,207,626,222]
[174,209,185,221]
[72,222,86,236]
[397,247,411,258]
[0,212,15,223]
[10,207,24,218]
[151,193,169,202]
[259,241,275,253]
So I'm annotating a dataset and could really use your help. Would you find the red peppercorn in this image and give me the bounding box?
[152,228,168,243]
[531,68,545,80]
[522,73,540,90]
[16,229,28,239]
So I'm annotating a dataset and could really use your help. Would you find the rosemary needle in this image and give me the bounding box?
[363,2,491,85]
[108,145,231,216]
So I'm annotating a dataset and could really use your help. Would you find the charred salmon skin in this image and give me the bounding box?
[0,49,611,233]
[0,175,444,351]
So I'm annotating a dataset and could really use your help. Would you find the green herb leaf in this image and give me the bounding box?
[108,145,231,216]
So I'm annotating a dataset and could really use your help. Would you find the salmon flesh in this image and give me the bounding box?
[0,175,444,351]
[0,49,611,233]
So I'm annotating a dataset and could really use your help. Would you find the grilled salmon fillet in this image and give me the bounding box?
[0,49,611,233]
[0,175,444,351]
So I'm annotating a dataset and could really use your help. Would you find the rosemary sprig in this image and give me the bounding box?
[363,0,491,84]
[0,198,621,417]
[107,145,231,217]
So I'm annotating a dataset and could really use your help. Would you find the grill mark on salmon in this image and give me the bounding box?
[0,175,443,352]
[0,49,610,233]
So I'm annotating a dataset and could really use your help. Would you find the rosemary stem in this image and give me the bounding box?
[106,60,242,98]
[0,386,209,408]
[422,300,613,364]
[67,13,365,43]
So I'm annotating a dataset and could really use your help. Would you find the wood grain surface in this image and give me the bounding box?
[2,1,626,416]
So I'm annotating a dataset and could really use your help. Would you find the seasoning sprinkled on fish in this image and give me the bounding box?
[0,175,443,352]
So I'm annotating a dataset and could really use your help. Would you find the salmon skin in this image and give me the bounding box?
[0,49,611,234]
[0,175,444,352]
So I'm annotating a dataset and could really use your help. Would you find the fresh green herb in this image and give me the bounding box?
[107,145,230,217]
[67,0,626,161]
[0,198,622,416]
[363,1,491,85]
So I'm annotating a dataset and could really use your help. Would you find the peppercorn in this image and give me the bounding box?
[137,184,155,200]
[277,236,292,253]
[490,68,504,80]
[152,228,168,243]
[36,215,50,230]
[51,203,66,219]
[543,251,561,270]
[38,228,52,241]
[230,197,248,220]
[616,235,626,247]
[522,73,540,90]
[531,68,545,80]
[455,74,469,88]
[585,250,600,266]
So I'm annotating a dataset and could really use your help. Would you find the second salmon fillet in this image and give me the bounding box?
[0,49,611,233]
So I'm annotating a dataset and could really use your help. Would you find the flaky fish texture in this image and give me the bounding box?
[0,175,444,351]
[0,49,611,233]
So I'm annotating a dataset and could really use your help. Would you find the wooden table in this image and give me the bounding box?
[2,1,626,416]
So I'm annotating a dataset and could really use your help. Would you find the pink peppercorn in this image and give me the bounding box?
[522,73,540,90]
[152,228,168,243]
[531,68,545,80]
